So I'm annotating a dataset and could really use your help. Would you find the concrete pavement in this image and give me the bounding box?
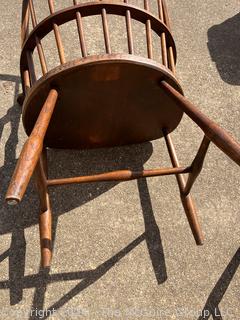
[0,1,239,319]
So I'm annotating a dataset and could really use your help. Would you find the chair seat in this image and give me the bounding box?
[22,54,183,149]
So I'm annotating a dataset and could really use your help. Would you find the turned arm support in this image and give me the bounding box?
[160,81,240,167]
[6,89,58,204]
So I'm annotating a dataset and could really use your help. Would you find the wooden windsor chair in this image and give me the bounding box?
[6,0,240,268]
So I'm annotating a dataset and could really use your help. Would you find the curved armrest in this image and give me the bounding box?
[161,81,240,166]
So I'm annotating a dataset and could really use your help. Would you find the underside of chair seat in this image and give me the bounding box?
[22,54,183,149]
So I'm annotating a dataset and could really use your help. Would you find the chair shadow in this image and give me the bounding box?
[0,74,24,305]
[205,15,240,318]
[0,74,167,317]
[198,247,240,320]
[207,13,240,85]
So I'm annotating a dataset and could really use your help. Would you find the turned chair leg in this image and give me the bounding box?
[6,89,58,204]
[34,151,52,268]
[164,132,204,245]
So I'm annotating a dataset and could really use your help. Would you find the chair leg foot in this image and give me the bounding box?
[39,206,52,268]
[180,193,204,245]
[35,153,52,268]
[164,132,204,245]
